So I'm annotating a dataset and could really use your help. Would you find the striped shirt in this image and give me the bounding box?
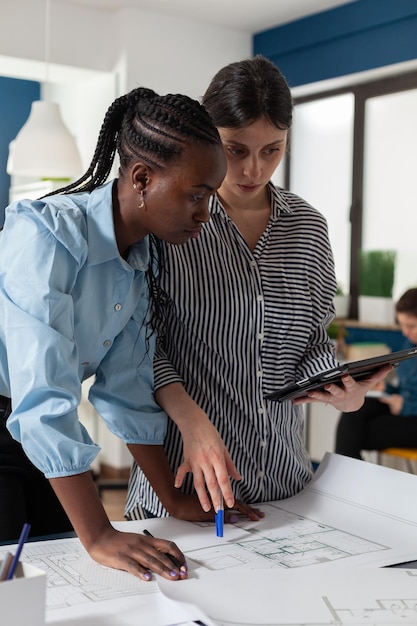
[125,183,338,518]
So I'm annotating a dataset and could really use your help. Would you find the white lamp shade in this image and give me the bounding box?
[7,101,82,179]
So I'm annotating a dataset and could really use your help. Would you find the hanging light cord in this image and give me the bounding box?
[44,0,51,87]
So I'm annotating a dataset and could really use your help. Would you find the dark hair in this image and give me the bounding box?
[45,87,222,345]
[201,55,293,130]
[51,86,221,196]
[396,288,417,317]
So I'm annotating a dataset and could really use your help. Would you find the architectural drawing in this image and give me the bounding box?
[188,504,388,570]
[332,592,417,624]
[0,538,158,610]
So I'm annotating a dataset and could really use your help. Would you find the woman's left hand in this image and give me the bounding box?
[293,364,393,412]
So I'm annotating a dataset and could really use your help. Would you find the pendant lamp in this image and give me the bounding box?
[6,0,82,180]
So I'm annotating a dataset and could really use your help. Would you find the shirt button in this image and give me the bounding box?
[250,260,257,267]
[257,333,264,340]
[114,303,122,311]
[103,340,112,347]
[258,407,264,414]
[257,370,263,377]
[257,295,264,302]
[257,470,265,478]
[260,440,266,447]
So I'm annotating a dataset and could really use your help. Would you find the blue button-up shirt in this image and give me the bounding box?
[0,180,166,478]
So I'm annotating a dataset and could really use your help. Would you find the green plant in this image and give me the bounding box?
[359,250,396,298]
[327,322,347,340]
[327,322,339,340]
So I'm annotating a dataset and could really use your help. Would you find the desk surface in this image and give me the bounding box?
[2,517,416,626]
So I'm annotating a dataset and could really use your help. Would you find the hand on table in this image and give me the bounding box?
[50,472,187,582]
[87,526,188,582]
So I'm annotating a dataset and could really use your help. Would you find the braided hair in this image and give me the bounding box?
[49,86,221,194]
[45,87,222,342]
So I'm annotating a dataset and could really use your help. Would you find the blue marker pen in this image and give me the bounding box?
[215,490,224,538]
[5,522,31,580]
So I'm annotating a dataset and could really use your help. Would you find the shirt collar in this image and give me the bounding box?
[85,180,149,271]
[210,181,294,220]
[268,183,294,220]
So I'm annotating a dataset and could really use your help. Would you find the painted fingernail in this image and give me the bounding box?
[180,564,188,572]
[143,571,152,580]
[170,570,178,577]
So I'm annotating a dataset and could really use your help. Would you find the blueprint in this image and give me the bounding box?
[0,537,158,610]
[0,538,215,625]
[185,503,388,570]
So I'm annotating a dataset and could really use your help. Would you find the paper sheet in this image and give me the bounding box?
[159,566,417,625]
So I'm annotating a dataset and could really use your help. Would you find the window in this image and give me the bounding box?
[288,71,417,317]
[289,94,354,295]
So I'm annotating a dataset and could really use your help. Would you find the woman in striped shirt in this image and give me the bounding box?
[125,56,391,522]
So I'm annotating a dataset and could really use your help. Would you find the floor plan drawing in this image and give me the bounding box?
[0,538,158,611]
[301,571,417,626]
[332,594,417,625]
[187,504,388,570]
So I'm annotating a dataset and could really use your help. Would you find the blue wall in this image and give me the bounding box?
[254,0,417,87]
[0,76,40,224]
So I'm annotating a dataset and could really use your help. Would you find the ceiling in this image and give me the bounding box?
[58,0,356,33]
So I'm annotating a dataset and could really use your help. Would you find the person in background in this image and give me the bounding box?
[125,56,390,523]
[0,85,227,580]
[335,288,417,459]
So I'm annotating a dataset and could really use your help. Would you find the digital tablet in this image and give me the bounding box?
[265,346,417,403]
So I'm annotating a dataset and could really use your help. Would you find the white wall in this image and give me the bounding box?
[1,0,115,72]
[118,7,250,98]
[1,0,251,165]
[2,0,251,182]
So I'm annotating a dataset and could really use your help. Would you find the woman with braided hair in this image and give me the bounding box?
[0,86,227,580]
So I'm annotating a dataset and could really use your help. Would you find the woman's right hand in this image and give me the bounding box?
[155,382,242,513]
[173,414,242,513]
